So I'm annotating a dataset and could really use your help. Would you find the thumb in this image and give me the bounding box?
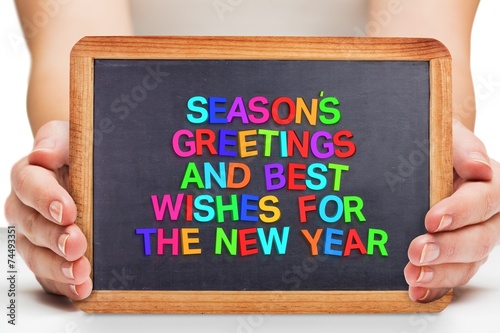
[453,119,493,181]
[28,120,70,170]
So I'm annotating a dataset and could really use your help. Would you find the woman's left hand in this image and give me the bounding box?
[405,120,500,302]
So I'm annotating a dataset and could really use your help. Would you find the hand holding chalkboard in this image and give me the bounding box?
[69,36,452,313]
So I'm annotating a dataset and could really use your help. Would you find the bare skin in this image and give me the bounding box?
[5,0,500,303]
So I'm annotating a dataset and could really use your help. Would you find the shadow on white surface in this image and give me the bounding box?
[24,288,79,313]
[451,285,492,305]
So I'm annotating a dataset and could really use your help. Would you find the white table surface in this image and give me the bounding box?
[1,226,499,333]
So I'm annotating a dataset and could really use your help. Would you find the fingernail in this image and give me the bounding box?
[33,138,56,152]
[69,284,79,296]
[49,201,63,224]
[420,243,440,264]
[469,152,491,168]
[62,262,75,280]
[437,215,452,231]
[58,234,70,256]
[416,266,434,283]
[418,289,431,301]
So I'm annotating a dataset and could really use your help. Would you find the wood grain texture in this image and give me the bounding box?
[429,58,453,207]
[71,36,450,60]
[69,36,453,314]
[69,55,94,271]
[75,290,453,314]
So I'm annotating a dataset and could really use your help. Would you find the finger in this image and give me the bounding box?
[5,192,86,261]
[10,159,77,226]
[425,162,500,232]
[17,234,91,285]
[408,286,451,303]
[453,119,493,181]
[37,276,93,301]
[404,259,486,290]
[408,220,500,266]
[28,120,70,170]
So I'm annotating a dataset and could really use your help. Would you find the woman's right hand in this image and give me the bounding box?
[5,120,92,299]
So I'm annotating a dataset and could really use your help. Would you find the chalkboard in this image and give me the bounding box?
[70,36,453,313]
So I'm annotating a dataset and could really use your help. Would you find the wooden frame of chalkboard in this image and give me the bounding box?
[70,36,452,314]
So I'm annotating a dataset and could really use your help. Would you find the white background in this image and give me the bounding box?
[1,1,500,332]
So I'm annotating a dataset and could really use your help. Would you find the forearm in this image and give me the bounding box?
[15,0,134,134]
[26,59,69,135]
[368,0,480,131]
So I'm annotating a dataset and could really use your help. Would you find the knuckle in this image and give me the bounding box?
[24,211,43,245]
[461,264,479,286]
[480,186,496,221]
[12,164,31,196]
[25,210,36,234]
[476,222,496,259]
[33,187,51,212]
[9,158,26,182]
[478,243,491,260]
[49,261,60,280]
[22,244,38,274]
[4,194,16,226]
[444,240,457,261]
[441,274,454,288]
[36,276,58,295]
